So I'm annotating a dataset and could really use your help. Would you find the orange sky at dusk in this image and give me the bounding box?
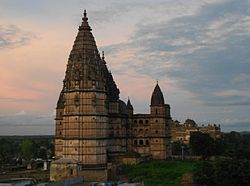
[1,0,250,134]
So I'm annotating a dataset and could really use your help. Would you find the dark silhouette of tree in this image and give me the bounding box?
[38,147,47,159]
[223,132,250,159]
[0,139,19,163]
[194,159,250,186]
[190,132,215,159]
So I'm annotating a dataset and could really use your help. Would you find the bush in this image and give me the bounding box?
[194,159,250,186]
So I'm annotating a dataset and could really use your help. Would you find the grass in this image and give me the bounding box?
[122,160,196,186]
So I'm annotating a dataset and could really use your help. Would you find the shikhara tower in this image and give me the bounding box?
[54,10,171,181]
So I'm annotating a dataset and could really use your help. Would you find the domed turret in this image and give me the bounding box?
[150,82,171,118]
[151,82,165,106]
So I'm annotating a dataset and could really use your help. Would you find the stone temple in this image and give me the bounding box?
[52,10,171,181]
[52,11,220,182]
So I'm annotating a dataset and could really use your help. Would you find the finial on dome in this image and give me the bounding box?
[156,79,158,85]
[82,9,88,21]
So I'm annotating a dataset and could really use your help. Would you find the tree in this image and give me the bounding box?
[194,159,250,186]
[38,147,47,159]
[172,141,190,156]
[222,132,250,159]
[0,139,12,163]
[20,140,33,160]
[190,132,215,159]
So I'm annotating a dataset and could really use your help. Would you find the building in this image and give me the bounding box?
[53,11,171,182]
[53,10,221,181]
[170,119,221,144]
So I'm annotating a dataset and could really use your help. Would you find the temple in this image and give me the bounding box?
[51,11,220,182]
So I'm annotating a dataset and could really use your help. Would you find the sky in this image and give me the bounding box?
[0,0,250,135]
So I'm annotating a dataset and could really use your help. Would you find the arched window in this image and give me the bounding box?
[139,120,143,124]
[139,140,144,146]
[146,140,149,145]
[155,109,158,114]
[134,120,137,124]
[156,130,158,134]
[145,120,149,124]
[156,119,158,123]
[139,129,143,134]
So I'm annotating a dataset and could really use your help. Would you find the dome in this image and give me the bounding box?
[150,83,165,105]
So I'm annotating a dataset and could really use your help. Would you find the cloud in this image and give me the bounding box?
[0,97,35,102]
[0,113,54,135]
[15,110,27,116]
[222,118,250,126]
[221,118,250,132]
[103,0,250,107]
[0,24,35,49]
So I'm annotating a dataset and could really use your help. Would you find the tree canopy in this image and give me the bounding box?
[190,132,215,159]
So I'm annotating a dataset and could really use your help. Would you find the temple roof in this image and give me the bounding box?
[69,10,98,59]
[151,82,165,106]
[61,10,120,100]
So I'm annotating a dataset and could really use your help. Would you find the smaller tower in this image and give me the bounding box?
[126,98,134,116]
[149,82,171,159]
[150,82,170,118]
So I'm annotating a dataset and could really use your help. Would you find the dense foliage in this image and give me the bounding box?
[0,136,54,165]
[222,132,250,159]
[194,159,250,186]
[189,131,250,159]
[190,132,220,159]
[123,132,250,185]
[193,132,250,186]
[123,160,195,186]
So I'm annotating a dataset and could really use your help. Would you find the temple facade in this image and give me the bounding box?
[53,11,171,181]
[53,11,220,182]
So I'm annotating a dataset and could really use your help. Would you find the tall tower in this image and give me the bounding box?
[55,10,116,181]
[149,82,171,159]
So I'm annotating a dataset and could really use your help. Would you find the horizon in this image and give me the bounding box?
[0,0,250,135]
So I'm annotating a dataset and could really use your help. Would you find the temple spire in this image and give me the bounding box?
[70,9,96,57]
